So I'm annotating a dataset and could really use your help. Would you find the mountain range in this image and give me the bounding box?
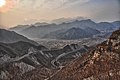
[0,19,120,80]
[51,17,86,24]
[0,29,91,80]
[11,29,120,80]
[43,27,100,40]
[10,19,120,40]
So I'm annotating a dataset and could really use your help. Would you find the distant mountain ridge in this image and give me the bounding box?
[43,27,100,39]
[112,21,120,29]
[98,22,114,31]
[10,19,120,40]
[51,17,86,24]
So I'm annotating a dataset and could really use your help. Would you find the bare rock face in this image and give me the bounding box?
[48,29,120,80]
[0,62,35,80]
[12,67,55,80]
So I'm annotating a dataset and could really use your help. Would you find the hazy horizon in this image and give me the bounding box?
[0,0,120,28]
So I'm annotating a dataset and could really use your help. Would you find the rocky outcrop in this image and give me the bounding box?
[49,29,120,80]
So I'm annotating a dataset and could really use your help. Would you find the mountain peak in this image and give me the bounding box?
[80,19,95,23]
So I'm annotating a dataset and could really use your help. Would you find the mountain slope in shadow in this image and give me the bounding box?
[0,29,38,45]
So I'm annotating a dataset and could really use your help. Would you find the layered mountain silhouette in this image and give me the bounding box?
[43,27,100,39]
[51,17,85,24]
[0,29,38,45]
[10,25,30,32]
[10,19,120,39]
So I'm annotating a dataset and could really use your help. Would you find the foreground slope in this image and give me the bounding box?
[49,29,120,80]
[0,41,50,80]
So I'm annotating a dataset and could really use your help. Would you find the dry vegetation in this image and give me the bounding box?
[49,30,120,80]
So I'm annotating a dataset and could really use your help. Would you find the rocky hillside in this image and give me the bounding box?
[9,30,120,80]
[1,29,120,80]
[48,29,120,80]
[0,41,47,56]
[0,41,89,80]
[0,41,50,80]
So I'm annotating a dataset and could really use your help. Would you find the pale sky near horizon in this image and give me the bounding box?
[0,0,120,28]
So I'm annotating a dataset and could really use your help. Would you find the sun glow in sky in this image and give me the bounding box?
[0,0,18,13]
[0,0,120,28]
[0,0,6,7]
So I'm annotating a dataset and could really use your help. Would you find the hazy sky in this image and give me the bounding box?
[0,0,120,28]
